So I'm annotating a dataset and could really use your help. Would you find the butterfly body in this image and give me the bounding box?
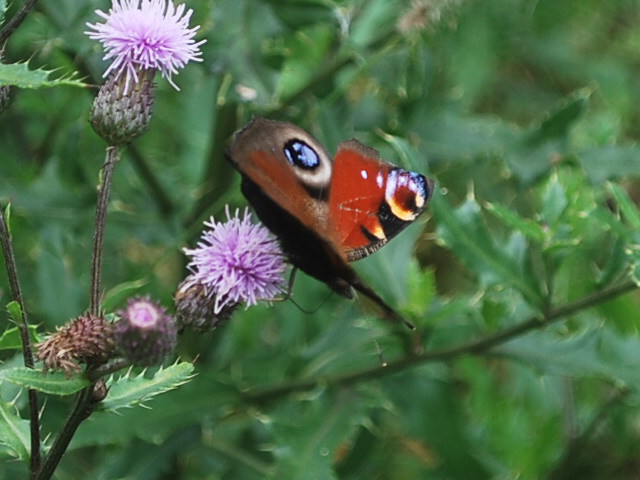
[226,117,433,325]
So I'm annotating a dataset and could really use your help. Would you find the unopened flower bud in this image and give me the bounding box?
[115,297,177,366]
[174,277,238,333]
[90,69,155,145]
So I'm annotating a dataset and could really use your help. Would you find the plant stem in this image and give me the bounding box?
[0,205,41,478]
[87,358,130,381]
[35,386,94,480]
[90,146,120,316]
[0,0,41,45]
[245,280,638,403]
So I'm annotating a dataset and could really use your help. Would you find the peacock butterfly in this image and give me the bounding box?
[226,117,434,328]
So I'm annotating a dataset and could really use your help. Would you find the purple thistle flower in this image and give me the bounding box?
[85,0,205,92]
[183,207,287,314]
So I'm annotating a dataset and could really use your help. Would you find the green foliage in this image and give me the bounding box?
[0,62,85,89]
[0,326,40,350]
[0,400,30,461]
[0,368,89,395]
[1,0,640,479]
[99,362,195,412]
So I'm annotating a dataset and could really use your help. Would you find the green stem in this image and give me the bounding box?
[245,280,638,403]
[35,386,94,480]
[0,0,41,45]
[0,206,40,479]
[90,146,120,316]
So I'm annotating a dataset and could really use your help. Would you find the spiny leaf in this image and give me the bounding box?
[529,88,591,143]
[100,362,195,412]
[0,367,89,395]
[0,326,41,350]
[0,62,86,89]
[434,193,543,307]
[485,202,545,243]
[0,401,29,461]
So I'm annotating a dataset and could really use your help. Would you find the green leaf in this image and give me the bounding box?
[0,0,5,24]
[0,367,89,395]
[485,202,545,243]
[608,182,640,231]
[529,88,591,143]
[434,193,543,307]
[0,401,29,461]
[268,389,365,480]
[579,145,640,183]
[0,62,85,89]
[0,326,41,350]
[100,362,195,412]
[5,301,23,324]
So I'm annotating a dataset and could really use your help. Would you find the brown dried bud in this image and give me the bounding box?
[37,314,115,375]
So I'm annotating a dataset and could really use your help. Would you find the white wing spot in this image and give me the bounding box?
[360,169,368,180]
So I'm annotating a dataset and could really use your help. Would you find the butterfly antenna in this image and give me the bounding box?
[351,280,415,330]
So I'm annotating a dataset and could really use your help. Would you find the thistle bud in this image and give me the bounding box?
[90,69,155,145]
[37,314,115,375]
[115,297,177,366]
[174,277,238,333]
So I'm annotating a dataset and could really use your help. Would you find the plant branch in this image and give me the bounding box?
[245,280,638,403]
[87,358,130,381]
[90,146,120,316]
[0,205,41,478]
[0,0,41,45]
[36,385,94,480]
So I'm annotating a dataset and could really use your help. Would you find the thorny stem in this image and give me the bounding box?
[0,206,41,478]
[38,145,121,480]
[90,146,120,316]
[244,280,638,403]
[35,386,94,480]
[0,0,41,45]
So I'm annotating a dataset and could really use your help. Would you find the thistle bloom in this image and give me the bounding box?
[85,0,205,92]
[115,297,177,366]
[182,207,287,317]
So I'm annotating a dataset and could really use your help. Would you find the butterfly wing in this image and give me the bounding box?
[329,140,433,262]
[227,117,335,239]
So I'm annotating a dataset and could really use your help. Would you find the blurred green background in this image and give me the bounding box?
[2,0,640,478]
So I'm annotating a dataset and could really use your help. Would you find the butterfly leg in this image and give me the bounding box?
[269,267,298,302]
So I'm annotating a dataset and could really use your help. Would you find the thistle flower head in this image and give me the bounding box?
[182,207,287,317]
[174,276,238,333]
[115,297,177,366]
[37,314,115,375]
[85,0,205,92]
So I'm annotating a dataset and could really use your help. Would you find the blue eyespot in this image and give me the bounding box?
[284,139,320,170]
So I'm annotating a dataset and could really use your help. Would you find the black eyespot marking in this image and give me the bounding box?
[284,139,320,170]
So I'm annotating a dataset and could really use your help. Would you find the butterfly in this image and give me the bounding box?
[226,117,434,328]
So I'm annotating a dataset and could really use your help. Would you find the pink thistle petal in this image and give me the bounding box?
[85,0,205,91]
[183,207,287,314]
